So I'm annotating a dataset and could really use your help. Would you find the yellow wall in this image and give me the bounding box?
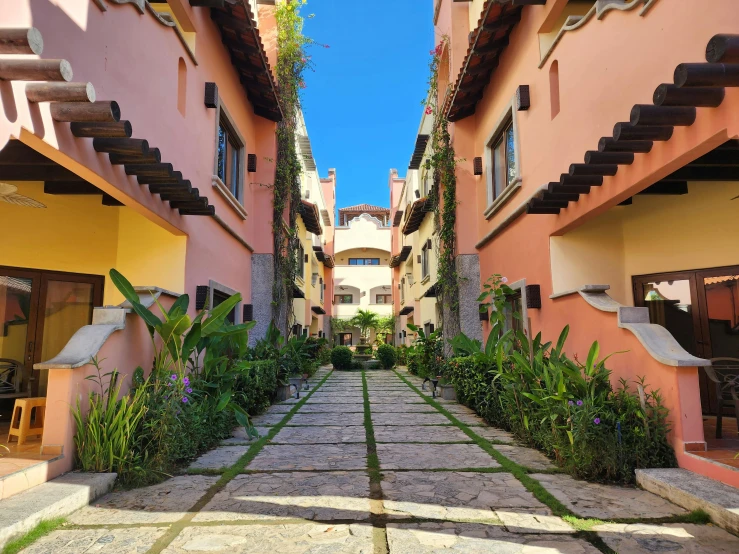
[0,181,187,306]
[551,181,739,305]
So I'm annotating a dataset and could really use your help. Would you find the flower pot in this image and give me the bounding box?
[438,384,457,401]
[274,384,292,402]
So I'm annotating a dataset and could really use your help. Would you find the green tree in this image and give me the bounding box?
[350,309,380,343]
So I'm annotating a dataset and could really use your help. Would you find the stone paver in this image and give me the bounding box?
[162,523,374,554]
[369,403,437,413]
[385,523,596,553]
[472,427,517,444]
[371,412,451,425]
[373,425,470,443]
[377,444,499,470]
[249,444,367,471]
[272,425,366,444]
[299,403,365,413]
[194,472,371,522]
[69,476,218,524]
[532,473,686,519]
[41,368,727,554]
[382,471,544,521]
[493,445,555,470]
[594,523,739,553]
[289,412,365,426]
[21,527,167,553]
[496,508,575,534]
[249,413,286,426]
[189,446,248,470]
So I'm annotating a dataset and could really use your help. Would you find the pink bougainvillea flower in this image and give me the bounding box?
[435,44,444,56]
[429,49,436,56]
[425,106,433,115]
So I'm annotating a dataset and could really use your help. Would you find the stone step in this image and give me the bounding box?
[636,468,739,534]
[0,472,116,549]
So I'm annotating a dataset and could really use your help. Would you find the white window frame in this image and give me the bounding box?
[501,278,531,339]
[483,97,522,219]
[421,244,430,281]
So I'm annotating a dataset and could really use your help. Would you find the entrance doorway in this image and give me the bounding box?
[633,266,739,415]
[0,267,104,398]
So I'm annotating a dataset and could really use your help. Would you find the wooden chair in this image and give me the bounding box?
[703,358,739,439]
[0,358,30,399]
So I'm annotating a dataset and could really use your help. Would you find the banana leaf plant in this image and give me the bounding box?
[109,269,257,437]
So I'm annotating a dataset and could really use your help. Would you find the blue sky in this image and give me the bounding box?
[301,0,433,211]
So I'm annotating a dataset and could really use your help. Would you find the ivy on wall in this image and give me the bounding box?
[272,0,312,335]
[425,38,461,343]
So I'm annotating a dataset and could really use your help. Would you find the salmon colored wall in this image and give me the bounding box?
[1,0,280,316]
[439,0,739,484]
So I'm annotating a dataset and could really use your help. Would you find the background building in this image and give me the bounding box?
[332,204,392,346]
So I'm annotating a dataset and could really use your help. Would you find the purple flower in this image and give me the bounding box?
[568,400,574,406]
[170,374,177,381]
[576,400,583,406]
[594,417,601,425]
[500,277,508,284]
[182,397,188,403]
[183,377,190,386]
[167,383,172,387]
[186,387,193,394]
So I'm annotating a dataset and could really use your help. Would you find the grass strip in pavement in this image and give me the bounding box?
[1,518,67,554]
[394,370,712,552]
[147,369,334,554]
[362,370,389,554]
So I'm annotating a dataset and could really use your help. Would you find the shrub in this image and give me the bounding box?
[376,344,397,369]
[331,346,353,369]
[396,345,408,365]
[444,273,677,484]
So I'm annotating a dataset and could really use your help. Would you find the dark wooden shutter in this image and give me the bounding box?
[204,82,218,109]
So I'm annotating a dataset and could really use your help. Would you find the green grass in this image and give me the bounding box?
[2,518,67,554]
[361,371,382,485]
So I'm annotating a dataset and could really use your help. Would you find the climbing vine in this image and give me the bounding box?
[424,37,461,344]
[272,0,312,335]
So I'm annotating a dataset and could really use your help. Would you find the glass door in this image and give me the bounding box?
[634,265,739,415]
[0,267,103,397]
[0,269,40,397]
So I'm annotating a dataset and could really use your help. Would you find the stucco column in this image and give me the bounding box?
[250,253,275,346]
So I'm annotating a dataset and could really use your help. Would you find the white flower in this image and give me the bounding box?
[500,277,508,284]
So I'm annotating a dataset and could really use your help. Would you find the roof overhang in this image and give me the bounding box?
[399,306,414,316]
[446,1,523,122]
[408,134,430,169]
[210,1,283,122]
[311,305,326,315]
[401,197,433,235]
[299,199,323,235]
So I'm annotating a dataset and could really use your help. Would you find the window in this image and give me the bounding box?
[400,278,405,303]
[421,244,430,280]
[335,294,353,304]
[492,119,516,200]
[504,291,524,335]
[212,289,236,324]
[217,112,243,201]
[338,333,353,346]
[320,278,324,302]
[349,258,380,266]
[376,294,392,304]
[297,243,305,279]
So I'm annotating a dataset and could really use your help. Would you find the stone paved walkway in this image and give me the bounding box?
[21,367,739,553]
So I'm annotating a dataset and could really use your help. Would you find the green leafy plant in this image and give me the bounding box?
[407,323,443,379]
[349,309,380,342]
[331,345,353,370]
[443,273,677,483]
[72,358,147,477]
[375,343,397,369]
